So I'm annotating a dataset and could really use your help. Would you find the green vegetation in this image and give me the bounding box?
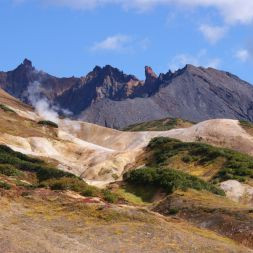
[181,155,192,163]
[0,104,16,113]
[167,208,179,215]
[0,144,119,203]
[102,189,119,203]
[38,120,59,128]
[0,164,24,177]
[239,120,253,136]
[40,177,100,197]
[0,145,75,182]
[114,187,151,205]
[117,184,158,204]
[239,120,253,129]
[147,137,253,182]
[123,118,194,132]
[123,167,225,196]
[0,180,11,190]
[40,178,119,202]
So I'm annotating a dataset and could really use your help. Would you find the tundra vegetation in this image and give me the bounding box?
[146,137,253,183]
[0,145,118,202]
[123,118,194,131]
[0,104,16,113]
[38,120,59,128]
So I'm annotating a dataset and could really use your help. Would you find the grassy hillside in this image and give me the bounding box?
[1,188,249,253]
[123,117,194,131]
[0,145,119,202]
[0,146,251,252]
[153,189,253,249]
[123,167,224,196]
[141,137,253,183]
[120,136,253,249]
[0,146,250,252]
[0,103,58,138]
[240,120,253,136]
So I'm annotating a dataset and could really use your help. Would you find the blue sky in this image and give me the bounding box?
[1,0,253,82]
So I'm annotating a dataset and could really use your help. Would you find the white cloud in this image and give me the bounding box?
[27,0,253,25]
[91,34,131,52]
[199,25,227,44]
[138,37,151,50]
[168,50,220,71]
[235,49,250,62]
[90,34,150,52]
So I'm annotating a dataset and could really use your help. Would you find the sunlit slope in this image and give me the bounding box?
[0,88,253,186]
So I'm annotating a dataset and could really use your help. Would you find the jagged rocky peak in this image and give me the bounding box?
[2,60,253,129]
[183,64,200,71]
[22,58,32,67]
[182,64,202,74]
[14,58,35,74]
[92,65,122,76]
[158,69,173,81]
[93,65,102,73]
[88,65,139,83]
[145,66,157,80]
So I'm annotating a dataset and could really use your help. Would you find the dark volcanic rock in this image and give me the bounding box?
[1,60,253,128]
[0,59,79,102]
[56,65,143,114]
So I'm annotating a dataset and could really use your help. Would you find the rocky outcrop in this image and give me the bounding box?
[0,59,78,102]
[1,60,253,128]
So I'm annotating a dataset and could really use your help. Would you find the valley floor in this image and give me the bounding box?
[0,189,251,253]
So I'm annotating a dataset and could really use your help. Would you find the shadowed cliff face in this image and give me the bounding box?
[1,60,253,128]
[56,65,143,114]
[0,59,79,102]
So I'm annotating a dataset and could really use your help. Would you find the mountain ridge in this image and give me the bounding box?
[1,59,253,128]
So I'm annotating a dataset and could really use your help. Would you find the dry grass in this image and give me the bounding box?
[0,110,58,138]
[123,117,194,131]
[0,191,250,253]
[165,153,226,181]
[154,189,253,249]
[240,120,253,137]
[171,189,248,210]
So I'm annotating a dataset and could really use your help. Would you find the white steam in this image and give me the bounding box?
[27,81,82,135]
[27,81,60,123]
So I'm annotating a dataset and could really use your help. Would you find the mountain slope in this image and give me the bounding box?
[0,59,78,102]
[2,88,253,188]
[1,89,253,251]
[1,60,253,128]
[1,188,250,253]
[123,117,194,131]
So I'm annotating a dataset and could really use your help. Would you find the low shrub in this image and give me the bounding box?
[168,208,179,215]
[40,177,100,197]
[123,118,194,132]
[112,173,119,180]
[0,145,119,201]
[102,189,119,203]
[182,155,192,163]
[239,120,253,129]
[0,145,76,183]
[147,137,253,182]
[0,180,11,190]
[123,167,225,196]
[38,120,59,128]
[0,145,43,164]
[0,104,16,113]
[34,166,76,182]
[0,164,23,177]
[15,180,36,189]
